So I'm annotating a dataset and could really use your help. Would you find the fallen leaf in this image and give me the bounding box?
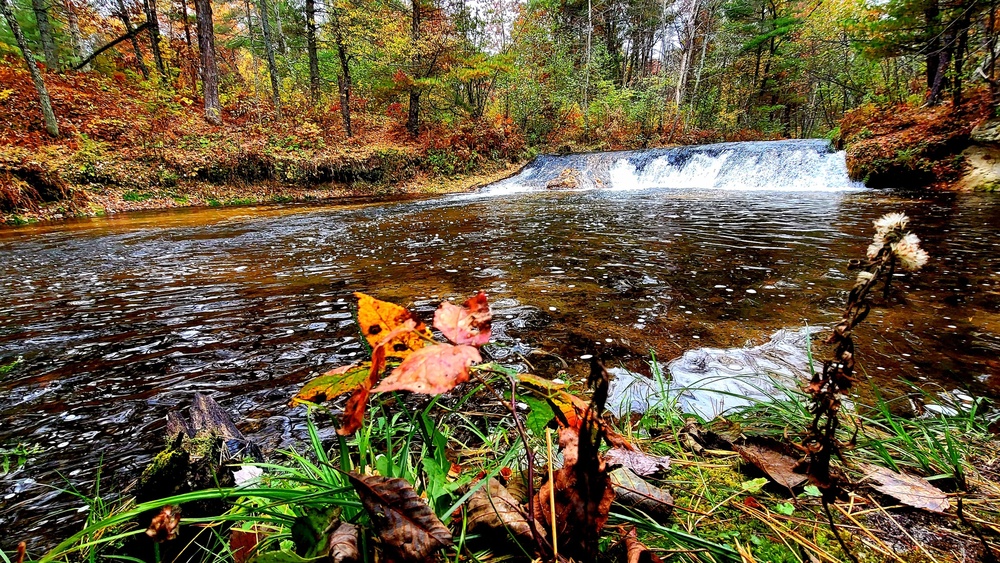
[337,345,385,436]
[623,526,665,563]
[466,477,539,545]
[230,527,260,563]
[517,373,567,392]
[327,522,359,563]
[354,292,431,359]
[347,472,453,561]
[733,437,808,490]
[604,447,671,476]
[146,505,181,542]
[290,363,371,406]
[15,542,25,563]
[861,463,950,513]
[373,343,481,395]
[610,467,674,520]
[433,292,492,346]
[291,505,341,558]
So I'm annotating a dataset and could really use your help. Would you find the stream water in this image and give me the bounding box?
[2,140,999,552]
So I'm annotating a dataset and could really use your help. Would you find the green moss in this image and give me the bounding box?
[122,190,154,202]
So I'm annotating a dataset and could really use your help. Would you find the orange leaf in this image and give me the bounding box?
[433,292,491,346]
[373,343,481,395]
[338,345,385,436]
[354,292,431,359]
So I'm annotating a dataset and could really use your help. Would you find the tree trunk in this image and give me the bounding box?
[305,0,320,101]
[143,0,167,78]
[952,16,969,107]
[406,0,421,135]
[181,0,197,94]
[63,0,87,68]
[272,0,287,55]
[1,0,58,136]
[924,1,940,91]
[257,0,282,117]
[335,34,352,137]
[193,0,222,124]
[30,0,58,68]
[116,0,151,79]
[928,30,952,105]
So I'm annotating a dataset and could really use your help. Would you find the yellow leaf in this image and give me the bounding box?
[354,292,431,360]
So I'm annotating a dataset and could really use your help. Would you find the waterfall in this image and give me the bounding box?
[482,139,864,195]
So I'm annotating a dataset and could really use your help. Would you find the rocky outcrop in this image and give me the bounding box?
[956,118,1000,191]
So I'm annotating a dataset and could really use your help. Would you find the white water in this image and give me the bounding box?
[482,139,865,195]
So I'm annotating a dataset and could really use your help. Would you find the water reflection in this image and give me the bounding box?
[1,188,998,551]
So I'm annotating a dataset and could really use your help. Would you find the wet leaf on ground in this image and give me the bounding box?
[861,463,950,513]
[466,477,540,545]
[733,437,808,490]
[347,472,453,561]
[610,467,674,520]
[604,447,671,476]
[327,522,359,563]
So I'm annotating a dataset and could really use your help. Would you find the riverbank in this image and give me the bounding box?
[0,153,527,225]
[838,90,999,190]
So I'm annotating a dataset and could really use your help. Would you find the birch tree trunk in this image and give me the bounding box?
[1,0,59,136]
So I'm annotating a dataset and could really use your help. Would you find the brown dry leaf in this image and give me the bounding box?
[327,522,359,563]
[623,526,665,563]
[433,292,492,346]
[733,437,808,490]
[373,343,481,395]
[466,477,539,545]
[146,505,181,542]
[354,292,431,359]
[532,411,614,561]
[230,527,260,563]
[290,363,371,406]
[14,542,25,563]
[347,472,453,561]
[611,467,674,520]
[860,463,950,513]
[605,447,670,476]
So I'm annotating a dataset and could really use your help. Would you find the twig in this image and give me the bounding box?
[546,428,558,560]
[822,499,861,563]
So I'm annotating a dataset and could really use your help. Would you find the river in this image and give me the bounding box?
[1,140,999,552]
